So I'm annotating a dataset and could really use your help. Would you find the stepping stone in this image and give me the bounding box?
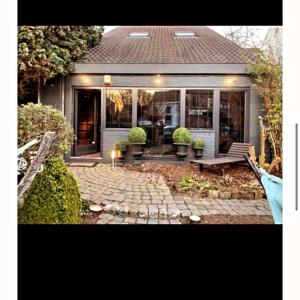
[89,204,103,212]
[189,215,201,222]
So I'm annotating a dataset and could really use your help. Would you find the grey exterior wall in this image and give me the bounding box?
[40,78,63,110]
[101,129,215,162]
[73,63,250,74]
[249,85,264,152]
[40,72,263,163]
[188,130,215,159]
[102,129,130,162]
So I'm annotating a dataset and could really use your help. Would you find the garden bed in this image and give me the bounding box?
[180,215,273,224]
[123,162,265,199]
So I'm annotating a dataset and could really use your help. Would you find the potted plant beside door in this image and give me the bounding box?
[172,127,192,160]
[128,127,147,160]
[192,139,205,158]
[115,141,129,163]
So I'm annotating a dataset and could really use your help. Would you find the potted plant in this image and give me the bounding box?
[115,141,128,162]
[192,139,205,158]
[172,127,192,160]
[128,127,147,158]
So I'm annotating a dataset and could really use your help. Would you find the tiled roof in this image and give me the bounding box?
[83,26,256,64]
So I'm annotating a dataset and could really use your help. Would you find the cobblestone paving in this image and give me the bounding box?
[69,164,272,224]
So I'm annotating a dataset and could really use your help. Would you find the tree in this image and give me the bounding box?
[225,26,282,173]
[18,26,103,100]
[250,50,282,173]
[224,26,262,48]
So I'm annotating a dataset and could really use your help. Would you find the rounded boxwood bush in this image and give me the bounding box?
[18,103,75,163]
[18,157,82,224]
[128,127,147,143]
[172,127,192,144]
[115,141,128,151]
[192,139,205,149]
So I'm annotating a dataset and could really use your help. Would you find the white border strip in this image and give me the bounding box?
[0,1,17,300]
[284,0,300,299]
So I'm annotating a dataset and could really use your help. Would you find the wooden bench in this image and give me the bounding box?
[190,142,253,176]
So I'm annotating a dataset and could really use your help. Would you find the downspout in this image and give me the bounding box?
[61,77,65,114]
[37,78,41,103]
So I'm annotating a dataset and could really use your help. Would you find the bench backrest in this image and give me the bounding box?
[227,142,252,159]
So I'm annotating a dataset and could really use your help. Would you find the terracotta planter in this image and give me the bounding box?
[193,147,204,158]
[174,143,189,160]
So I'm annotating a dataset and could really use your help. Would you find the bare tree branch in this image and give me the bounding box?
[18,132,56,204]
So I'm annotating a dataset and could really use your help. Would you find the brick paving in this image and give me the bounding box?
[69,164,272,224]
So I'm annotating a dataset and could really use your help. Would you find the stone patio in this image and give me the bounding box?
[69,164,272,224]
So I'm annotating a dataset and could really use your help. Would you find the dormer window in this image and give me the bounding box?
[174,31,196,37]
[128,32,150,38]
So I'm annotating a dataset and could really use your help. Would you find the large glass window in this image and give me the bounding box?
[137,89,180,155]
[106,89,132,128]
[185,90,213,129]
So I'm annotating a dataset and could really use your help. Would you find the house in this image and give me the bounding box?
[40,26,264,162]
[261,27,282,61]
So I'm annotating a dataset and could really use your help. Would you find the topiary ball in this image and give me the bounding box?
[18,157,82,224]
[128,127,147,143]
[172,127,192,144]
[115,141,128,151]
[192,138,205,148]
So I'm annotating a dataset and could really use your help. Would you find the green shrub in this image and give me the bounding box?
[179,175,196,191]
[172,127,192,144]
[192,139,205,149]
[115,141,128,151]
[18,157,82,224]
[128,127,147,143]
[199,181,218,193]
[179,175,218,194]
[18,103,75,163]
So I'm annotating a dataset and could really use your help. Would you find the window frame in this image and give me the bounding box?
[136,88,181,128]
[185,89,214,130]
[105,88,133,129]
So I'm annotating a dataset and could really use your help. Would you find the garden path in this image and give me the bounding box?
[69,164,272,224]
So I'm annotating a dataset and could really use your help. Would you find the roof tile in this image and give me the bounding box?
[83,26,255,64]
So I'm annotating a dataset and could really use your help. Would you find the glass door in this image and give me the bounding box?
[75,89,101,156]
[137,90,180,155]
[219,91,245,153]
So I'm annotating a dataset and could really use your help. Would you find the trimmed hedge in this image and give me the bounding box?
[18,157,82,224]
[18,103,75,162]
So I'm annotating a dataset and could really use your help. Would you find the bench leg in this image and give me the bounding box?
[199,164,204,172]
[221,168,225,177]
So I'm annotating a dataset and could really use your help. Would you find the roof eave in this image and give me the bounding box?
[72,63,250,75]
